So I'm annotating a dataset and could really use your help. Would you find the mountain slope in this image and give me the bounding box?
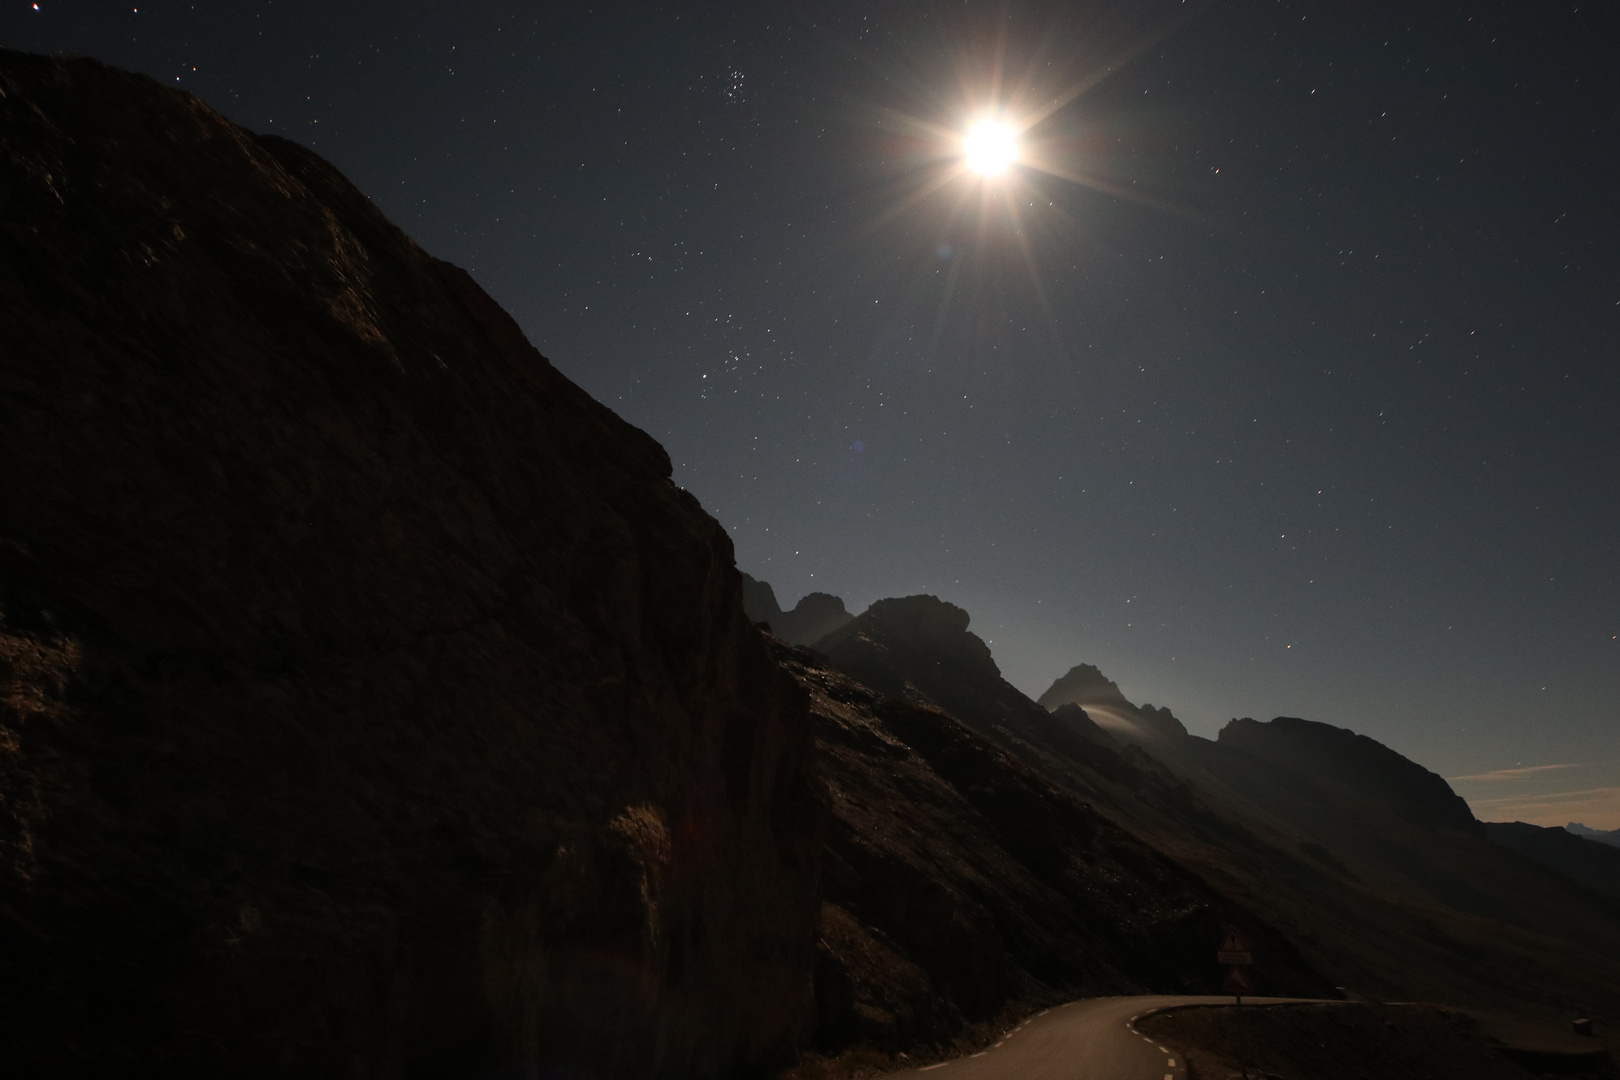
[0,50,818,1080]
[1482,821,1620,899]
[767,638,1329,1057]
[799,589,1620,1026]
[1569,823,1620,849]
[1217,716,1475,829]
[1063,704,1620,1021]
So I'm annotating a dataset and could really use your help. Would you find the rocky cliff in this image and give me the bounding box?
[0,50,818,1079]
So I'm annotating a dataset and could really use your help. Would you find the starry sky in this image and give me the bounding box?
[4,0,1616,827]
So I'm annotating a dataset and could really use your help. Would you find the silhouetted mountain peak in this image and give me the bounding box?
[1039,663,1132,710]
[818,593,991,667]
[813,595,1041,737]
[1567,822,1620,848]
[1132,703,1190,741]
[739,571,853,646]
[794,591,853,631]
[1217,717,1475,829]
[740,571,785,621]
[1038,664,1188,743]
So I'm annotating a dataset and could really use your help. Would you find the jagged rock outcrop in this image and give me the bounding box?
[740,573,853,647]
[816,597,1219,831]
[783,593,855,646]
[741,573,786,628]
[813,597,1173,803]
[815,595,1047,738]
[0,50,818,1080]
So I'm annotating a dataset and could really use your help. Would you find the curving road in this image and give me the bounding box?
[893,995,1310,1080]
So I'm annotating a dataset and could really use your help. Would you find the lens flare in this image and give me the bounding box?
[962,120,1018,175]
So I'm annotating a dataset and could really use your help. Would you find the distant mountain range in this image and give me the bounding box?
[744,582,1620,1059]
[1569,822,1620,848]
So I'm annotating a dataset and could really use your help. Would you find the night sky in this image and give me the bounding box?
[4,1,1616,827]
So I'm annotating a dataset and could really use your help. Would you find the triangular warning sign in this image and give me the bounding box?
[1217,926,1253,965]
[1222,965,1254,996]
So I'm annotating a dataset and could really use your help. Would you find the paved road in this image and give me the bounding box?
[893,995,1308,1080]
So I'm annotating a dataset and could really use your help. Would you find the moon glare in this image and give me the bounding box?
[962,120,1018,176]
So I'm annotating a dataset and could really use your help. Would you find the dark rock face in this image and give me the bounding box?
[1483,822,1620,898]
[739,574,852,647]
[0,50,818,1079]
[1217,717,1475,830]
[770,641,1329,1055]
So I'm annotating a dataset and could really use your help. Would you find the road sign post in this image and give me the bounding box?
[1217,928,1255,1080]
[1221,964,1254,998]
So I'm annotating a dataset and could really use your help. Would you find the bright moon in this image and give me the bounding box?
[962,120,1018,175]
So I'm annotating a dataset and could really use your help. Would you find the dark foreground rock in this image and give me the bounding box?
[0,50,818,1079]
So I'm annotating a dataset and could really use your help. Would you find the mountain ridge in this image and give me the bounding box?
[746,578,1620,1040]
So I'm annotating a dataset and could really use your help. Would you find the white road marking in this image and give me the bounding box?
[1168,1059,1177,1067]
[970,1052,987,1058]
[920,1065,948,1072]
[1158,1045,1168,1052]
